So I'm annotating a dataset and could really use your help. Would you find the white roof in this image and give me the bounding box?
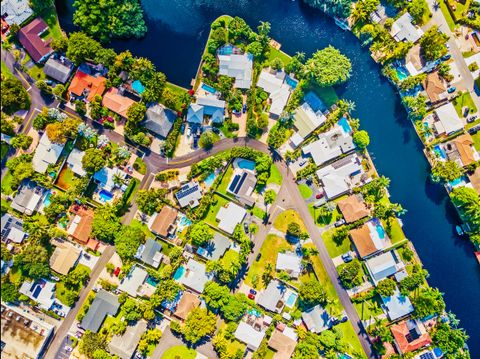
[390,13,424,43]
[26,193,42,212]
[276,252,302,277]
[218,53,253,89]
[32,132,64,173]
[257,70,292,116]
[294,102,327,138]
[196,95,226,109]
[175,182,202,208]
[434,102,464,134]
[7,227,26,243]
[66,148,86,177]
[176,258,210,293]
[365,251,403,283]
[216,202,247,234]
[19,279,55,310]
[381,288,414,321]
[118,266,148,298]
[234,321,266,350]
[2,0,34,26]
[290,132,305,148]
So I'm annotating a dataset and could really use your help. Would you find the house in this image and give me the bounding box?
[174,258,210,293]
[381,288,414,321]
[102,88,137,118]
[118,265,149,298]
[276,252,302,278]
[257,280,287,313]
[467,167,480,195]
[218,46,253,89]
[433,102,464,135]
[143,103,177,139]
[173,292,201,321]
[196,94,226,123]
[43,57,73,84]
[1,305,54,359]
[370,4,388,24]
[32,132,64,173]
[227,166,257,207]
[49,239,81,276]
[390,13,424,43]
[19,278,56,310]
[1,213,27,243]
[18,18,52,62]
[268,328,297,359]
[337,194,370,223]
[68,70,107,102]
[405,44,425,76]
[365,250,405,284]
[66,148,87,177]
[216,202,247,234]
[197,232,231,261]
[391,319,432,354]
[316,154,367,199]
[443,133,479,167]
[2,0,33,26]
[292,92,327,143]
[67,205,94,244]
[257,69,292,117]
[148,205,178,238]
[93,166,128,193]
[301,305,333,333]
[135,238,163,268]
[186,103,204,124]
[108,320,148,359]
[10,180,47,215]
[175,182,202,208]
[80,289,120,333]
[422,72,447,104]
[349,219,391,259]
[302,124,354,166]
[234,318,267,351]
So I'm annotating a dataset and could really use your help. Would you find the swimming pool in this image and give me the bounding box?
[236,158,255,171]
[449,177,463,186]
[146,276,159,287]
[99,189,114,202]
[201,83,217,94]
[43,192,52,207]
[338,117,352,133]
[132,80,145,94]
[284,291,298,308]
[177,215,192,232]
[376,224,386,239]
[218,44,234,55]
[285,75,298,89]
[396,66,409,81]
[204,172,216,186]
[433,145,447,160]
[173,266,185,280]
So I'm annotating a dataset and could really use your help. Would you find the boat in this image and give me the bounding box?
[475,252,480,264]
[334,17,350,31]
[455,225,464,236]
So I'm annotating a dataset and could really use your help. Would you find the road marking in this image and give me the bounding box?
[277,205,286,211]
[22,108,40,134]
[16,70,29,86]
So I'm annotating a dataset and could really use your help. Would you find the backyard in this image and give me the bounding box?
[383,218,407,245]
[204,194,229,227]
[453,91,478,117]
[322,227,352,258]
[56,166,76,190]
[216,165,234,195]
[266,164,283,186]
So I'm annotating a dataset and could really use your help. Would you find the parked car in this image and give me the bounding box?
[299,160,307,167]
[467,115,478,123]
[249,289,257,295]
[248,293,255,300]
[244,222,249,233]
[242,103,247,113]
[315,193,323,199]
[113,267,121,277]
[334,219,346,227]
[341,253,353,263]
[256,253,262,262]
[186,128,191,137]
[447,86,456,94]
[441,54,451,61]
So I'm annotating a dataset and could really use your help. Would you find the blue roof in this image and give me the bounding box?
[132,80,145,95]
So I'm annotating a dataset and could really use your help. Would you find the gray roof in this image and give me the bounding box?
[10,180,46,215]
[118,266,148,297]
[197,233,231,261]
[301,305,333,333]
[137,238,163,268]
[257,280,286,313]
[80,289,120,333]
[175,182,202,208]
[108,320,148,359]
[2,0,33,25]
[43,57,73,83]
[143,104,177,138]
[1,213,25,243]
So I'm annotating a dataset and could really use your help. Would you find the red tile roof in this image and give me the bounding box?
[391,320,432,354]
[68,70,107,102]
[102,88,137,118]
[68,205,94,244]
[18,17,52,62]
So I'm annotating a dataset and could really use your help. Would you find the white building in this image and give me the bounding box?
[2,0,33,26]
[390,13,424,43]
[66,148,87,177]
[32,132,64,173]
[433,102,464,135]
[276,252,302,278]
[257,70,292,117]
[216,202,247,234]
[118,266,149,298]
[234,320,266,351]
[218,48,253,89]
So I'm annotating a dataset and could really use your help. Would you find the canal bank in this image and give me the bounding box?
[56,0,480,354]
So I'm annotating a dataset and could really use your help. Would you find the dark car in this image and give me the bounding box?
[242,103,247,113]
[441,54,451,61]
[256,253,262,262]
[467,115,478,123]
[244,222,249,233]
[212,127,220,134]
[341,253,353,263]
[249,289,257,295]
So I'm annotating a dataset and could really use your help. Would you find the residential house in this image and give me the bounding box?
[108,320,148,359]
[186,103,204,124]
[148,205,178,238]
[118,265,149,298]
[1,305,54,359]
[227,166,257,207]
[349,219,391,259]
[43,57,74,84]
[467,167,480,195]
[2,0,33,25]
[49,239,81,276]
[32,132,64,173]
[433,102,464,135]
[93,166,128,197]
[143,103,177,139]
[135,238,163,268]
[422,71,447,105]
[19,278,56,310]
[10,180,47,215]
[257,69,292,117]
[316,154,367,199]
[301,305,333,333]
[390,13,424,43]
[365,250,405,284]
[1,213,27,244]
[18,17,52,62]
[337,194,370,223]
[174,258,210,293]
[391,319,432,354]
[405,44,425,76]
[268,327,298,359]
[67,205,94,244]
[66,148,87,177]
[443,133,479,167]
[291,92,327,146]
[234,317,267,351]
[302,124,354,166]
[370,4,388,24]
[173,292,201,321]
[381,288,414,321]
[197,232,231,261]
[216,202,247,234]
[218,45,253,89]
[102,88,137,118]
[257,280,287,313]
[276,252,302,278]
[68,70,107,102]
[196,95,226,123]
[80,289,120,333]
[175,182,202,208]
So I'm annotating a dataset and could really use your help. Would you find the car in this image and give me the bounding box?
[447,86,456,94]
[299,160,307,167]
[242,103,247,113]
[340,316,348,323]
[256,253,262,262]
[441,54,451,61]
[50,275,60,282]
[334,219,346,227]
[45,80,53,86]
[315,193,323,199]
[248,293,255,300]
[249,289,257,295]
[467,115,478,123]
[186,128,191,137]
[341,253,353,263]
[113,267,121,277]
[244,222,249,233]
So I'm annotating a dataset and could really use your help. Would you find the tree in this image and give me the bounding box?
[79,332,107,358]
[433,323,469,356]
[376,278,396,297]
[287,222,302,237]
[115,225,145,260]
[151,279,182,306]
[450,186,480,232]
[411,287,445,318]
[125,102,146,135]
[299,280,327,307]
[420,26,449,61]
[51,37,68,52]
[187,222,213,246]
[352,0,380,23]
[305,46,352,86]
[338,259,363,289]
[199,130,219,150]
[246,41,264,58]
[75,100,87,116]
[1,281,19,303]
[82,148,106,174]
[45,122,67,143]
[431,161,464,183]
[270,57,284,71]
[64,265,90,288]
[183,308,216,344]
[361,175,390,203]
[138,329,162,355]
[30,0,53,12]
[222,294,248,321]
[264,189,276,205]
[403,95,427,120]
[15,243,50,279]
[52,84,66,99]
[11,134,33,150]
[66,32,102,65]
[203,281,230,310]
[408,0,429,24]
[353,130,370,149]
[135,188,167,215]
[1,75,30,114]
[92,204,121,243]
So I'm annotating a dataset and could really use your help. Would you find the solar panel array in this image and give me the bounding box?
[229,172,247,195]
[419,352,434,359]
[176,184,199,200]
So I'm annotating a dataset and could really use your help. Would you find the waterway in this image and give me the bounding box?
[56,0,480,353]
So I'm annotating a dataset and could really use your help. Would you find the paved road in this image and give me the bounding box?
[44,246,115,359]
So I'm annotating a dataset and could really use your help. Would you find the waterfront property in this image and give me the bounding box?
[380,288,414,321]
[68,70,107,102]
[143,103,178,139]
[218,45,253,89]
[2,0,33,26]
[257,69,293,117]
[431,102,464,136]
[390,13,424,43]
[364,250,405,284]
[349,219,391,259]
[187,94,226,125]
[43,57,74,84]
[291,92,327,146]
[390,319,432,355]
[336,194,370,224]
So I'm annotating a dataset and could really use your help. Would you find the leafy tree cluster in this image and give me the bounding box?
[399,268,427,295]
[135,188,168,215]
[420,26,449,61]
[203,281,249,321]
[82,148,107,174]
[5,154,35,190]
[410,286,446,318]
[163,117,183,158]
[399,73,426,91]
[137,329,162,355]
[92,204,121,243]
[175,308,217,345]
[431,160,464,183]
[114,225,145,260]
[1,74,30,114]
[11,134,33,150]
[45,117,81,144]
[433,322,469,357]
[14,243,51,279]
[187,222,214,246]
[338,259,364,289]
[450,187,480,245]
[353,130,370,150]
[305,46,352,87]
[352,0,380,24]
[150,279,183,308]
[79,331,107,358]
[403,95,427,120]
[359,175,390,203]
[375,278,396,297]
[199,130,220,149]
[299,280,327,307]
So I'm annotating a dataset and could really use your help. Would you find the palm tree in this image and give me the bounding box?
[113,174,124,187]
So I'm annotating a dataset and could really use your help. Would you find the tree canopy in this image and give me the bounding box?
[299,280,327,307]
[114,225,145,260]
[431,161,464,183]
[420,26,449,61]
[187,222,213,246]
[1,75,30,115]
[353,130,370,149]
[82,148,107,174]
[305,46,352,87]
[182,308,217,344]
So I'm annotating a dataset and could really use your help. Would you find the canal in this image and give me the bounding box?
[56,0,480,353]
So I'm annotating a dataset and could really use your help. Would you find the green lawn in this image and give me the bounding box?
[163,82,189,112]
[438,0,457,31]
[267,164,283,185]
[267,46,292,65]
[1,170,15,195]
[133,157,147,175]
[56,166,76,190]
[27,64,46,81]
[273,209,306,233]
[472,131,480,151]
[216,165,234,194]
[317,86,339,108]
[322,227,352,258]
[383,218,407,244]
[40,5,64,42]
[130,219,155,239]
[1,61,15,79]
[162,345,197,359]
[353,295,383,321]
[335,321,367,358]
[452,91,478,117]
[308,203,342,227]
[1,142,9,160]
[220,249,240,267]
[204,195,229,227]
[251,206,266,220]
[245,234,293,289]
[298,184,313,199]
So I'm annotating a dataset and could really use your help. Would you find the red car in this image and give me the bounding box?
[113,267,121,277]
[248,293,255,300]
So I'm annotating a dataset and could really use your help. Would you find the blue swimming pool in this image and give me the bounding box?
[99,189,114,202]
[285,292,298,307]
[218,44,234,55]
[173,266,185,280]
[201,83,217,94]
[396,67,409,81]
[338,117,352,133]
[449,177,463,186]
[132,80,145,94]
[43,192,52,207]
[204,172,216,186]
[146,276,159,287]
[285,75,298,89]
[433,145,447,160]
[178,216,192,228]
[376,224,385,239]
[303,91,327,112]
[236,159,255,171]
